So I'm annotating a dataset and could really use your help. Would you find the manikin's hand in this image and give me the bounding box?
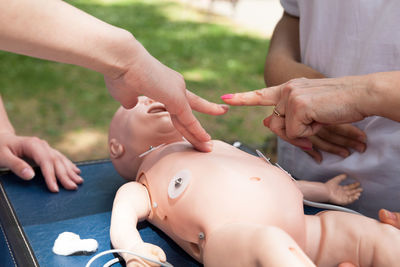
[221,76,370,149]
[105,45,228,152]
[125,242,166,267]
[379,209,400,229]
[325,174,362,205]
[0,132,82,192]
[304,124,367,163]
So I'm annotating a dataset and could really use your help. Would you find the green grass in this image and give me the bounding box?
[0,0,276,161]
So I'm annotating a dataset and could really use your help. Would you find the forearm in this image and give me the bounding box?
[0,0,141,78]
[0,96,15,134]
[362,71,400,122]
[296,180,329,203]
[110,200,144,252]
[264,12,325,86]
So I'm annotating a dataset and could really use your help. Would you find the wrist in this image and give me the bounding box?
[360,73,383,117]
[343,74,375,119]
[100,29,144,79]
[362,71,400,120]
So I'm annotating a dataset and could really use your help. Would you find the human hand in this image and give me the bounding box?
[379,209,400,229]
[125,243,166,267]
[304,124,367,163]
[105,44,228,152]
[0,132,82,192]
[221,76,370,148]
[325,174,362,205]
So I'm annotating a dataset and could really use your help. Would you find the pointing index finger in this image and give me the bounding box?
[221,86,280,106]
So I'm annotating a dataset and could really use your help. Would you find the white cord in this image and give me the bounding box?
[85,249,174,267]
[255,149,362,215]
[303,199,361,215]
[104,257,120,267]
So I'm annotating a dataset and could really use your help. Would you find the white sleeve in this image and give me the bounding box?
[280,0,300,17]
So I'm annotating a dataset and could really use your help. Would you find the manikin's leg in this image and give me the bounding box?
[311,211,400,267]
[202,223,315,267]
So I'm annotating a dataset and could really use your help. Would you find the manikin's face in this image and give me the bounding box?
[109,96,183,179]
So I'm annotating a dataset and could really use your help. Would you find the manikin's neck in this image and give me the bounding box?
[136,140,190,178]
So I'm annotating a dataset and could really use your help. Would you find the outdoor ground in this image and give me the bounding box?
[0,0,282,162]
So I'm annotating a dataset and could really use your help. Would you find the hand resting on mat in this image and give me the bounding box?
[0,132,83,192]
[0,96,82,192]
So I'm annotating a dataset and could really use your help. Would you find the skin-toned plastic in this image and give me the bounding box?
[109,97,400,267]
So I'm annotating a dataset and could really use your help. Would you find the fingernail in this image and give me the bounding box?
[340,151,349,157]
[221,94,234,100]
[382,209,396,220]
[21,168,35,179]
[358,135,367,143]
[220,104,229,110]
[51,185,59,193]
[205,141,213,151]
[301,146,313,151]
[356,145,366,153]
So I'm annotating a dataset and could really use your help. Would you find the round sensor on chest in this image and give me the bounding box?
[168,169,191,199]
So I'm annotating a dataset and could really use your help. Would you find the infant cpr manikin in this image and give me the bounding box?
[108,97,400,267]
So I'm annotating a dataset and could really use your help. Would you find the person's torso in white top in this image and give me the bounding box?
[279,0,400,218]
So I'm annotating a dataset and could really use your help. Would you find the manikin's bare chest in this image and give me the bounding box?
[137,141,306,260]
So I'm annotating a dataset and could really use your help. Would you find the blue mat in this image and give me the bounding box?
[0,151,322,267]
[0,160,200,267]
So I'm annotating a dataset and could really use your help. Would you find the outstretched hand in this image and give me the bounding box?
[221,77,369,149]
[325,174,362,205]
[105,45,228,152]
[0,132,82,192]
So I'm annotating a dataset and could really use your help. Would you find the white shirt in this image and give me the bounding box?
[278,0,400,218]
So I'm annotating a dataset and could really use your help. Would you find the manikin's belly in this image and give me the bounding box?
[144,141,306,261]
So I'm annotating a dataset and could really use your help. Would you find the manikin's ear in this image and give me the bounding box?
[109,138,125,159]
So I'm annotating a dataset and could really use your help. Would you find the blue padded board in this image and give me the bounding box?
[0,152,322,267]
[0,160,201,267]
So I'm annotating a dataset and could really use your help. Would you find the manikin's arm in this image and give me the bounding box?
[0,96,82,192]
[110,181,166,266]
[297,174,362,205]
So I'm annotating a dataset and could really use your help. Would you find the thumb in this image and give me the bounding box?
[119,94,139,109]
[0,149,35,180]
[152,246,166,262]
[105,78,140,109]
[330,174,347,185]
[221,86,280,106]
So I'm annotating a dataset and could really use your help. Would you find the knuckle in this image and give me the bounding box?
[282,83,294,95]
[29,136,42,143]
[291,95,307,110]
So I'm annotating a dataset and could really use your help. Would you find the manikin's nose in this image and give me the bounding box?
[143,98,155,105]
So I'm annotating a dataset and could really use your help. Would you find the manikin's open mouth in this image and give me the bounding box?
[147,105,167,114]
